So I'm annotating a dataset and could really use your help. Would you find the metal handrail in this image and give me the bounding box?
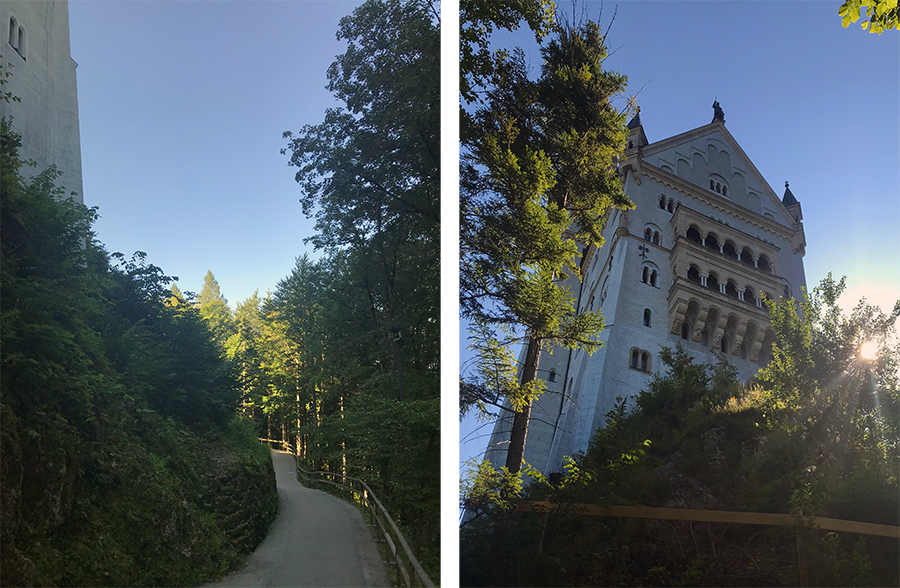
[294,463,435,588]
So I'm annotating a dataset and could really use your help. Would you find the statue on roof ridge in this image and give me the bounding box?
[712,100,725,122]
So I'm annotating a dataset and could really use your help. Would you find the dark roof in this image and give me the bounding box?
[782,181,799,206]
[627,111,642,129]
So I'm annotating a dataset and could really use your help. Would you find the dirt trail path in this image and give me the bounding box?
[203,450,388,588]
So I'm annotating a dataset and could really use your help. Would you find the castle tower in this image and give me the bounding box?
[0,0,83,203]
[485,103,807,476]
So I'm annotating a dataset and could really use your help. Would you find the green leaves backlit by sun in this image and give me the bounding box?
[859,340,879,360]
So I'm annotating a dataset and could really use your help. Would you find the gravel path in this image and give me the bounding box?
[203,450,389,588]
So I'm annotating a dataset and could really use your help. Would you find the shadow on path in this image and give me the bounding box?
[203,450,389,588]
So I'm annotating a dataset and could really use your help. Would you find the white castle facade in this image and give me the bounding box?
[485,104,807,476]
[1,0,83,203]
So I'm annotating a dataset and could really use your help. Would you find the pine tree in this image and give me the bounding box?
[461,15,633,474]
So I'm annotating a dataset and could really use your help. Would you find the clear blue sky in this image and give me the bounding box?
[70,0,362,304]
[459,1,900,478]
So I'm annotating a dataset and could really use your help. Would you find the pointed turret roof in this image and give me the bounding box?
[627,107,642,129]
[782,181,799,206]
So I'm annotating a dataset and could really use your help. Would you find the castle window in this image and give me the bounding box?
[716,183,722,193]
[722,241,738,258]
[739,342,748,360]
[740,248,753,265]
[705,233,719,251]
[721,335,730,354]
[725,281,738,299]
[667,200,675,213]
[641,351,650,373]
[548,369,556,383]
[16,26,24,59]
[744,287,756,306]
[659,195,666,209]
[687,266,701,284]
[721,186,727,197]
[701,328,710,347]
[707,273,720,292]
[709,179,715,190]
[758,255,771,272]
[8,16,16,48]
[631,349,639,369]
[643,309,651,327]
[649,270,658,287]
[644,228,652,241]
[652,231,660,245]
[687,226,702,244]
[681,321,690,340]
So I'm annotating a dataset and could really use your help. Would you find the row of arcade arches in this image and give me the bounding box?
[677,300,775,366]
[684,224,774,273]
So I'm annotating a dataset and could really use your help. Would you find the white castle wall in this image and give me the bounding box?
[1,0,83,203]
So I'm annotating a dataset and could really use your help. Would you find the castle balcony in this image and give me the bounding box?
[670,205,781,278]
[667,275,776,365]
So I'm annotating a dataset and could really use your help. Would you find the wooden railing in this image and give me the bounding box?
[294,464,435,588]
[259,439,434,588]
[518,501,899,587]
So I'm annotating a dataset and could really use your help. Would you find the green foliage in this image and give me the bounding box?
[840,0,900,33]
[460,0,556,104]
[0,119,270,586]
[460,10,633,473]
[198,269,234,349]
[243,2,443,578]
[461,278,899,585]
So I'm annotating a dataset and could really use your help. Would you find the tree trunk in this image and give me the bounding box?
[505,334,542,474]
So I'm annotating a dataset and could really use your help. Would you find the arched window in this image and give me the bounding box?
[643,309,651,327]
[707,273,720,292]
[641,351,650,373]
[681,321,690,340]
[740,248,753,265]
[8,16,17,48]
[721,186,727,197]
[739,342,748,360]
[687,266,701,284]
[667,200,675,213]
[722,242,737,258]
[744,287,755,306]
[16,26,24,58]
[705,233,719,251]
[709,179,715,190]
[652,231,660,245]
[716,182,722,193]
[642,266,650,284]
[687,226,702,243]
[701,328,710,347]
[631,349,639,369]
[649,270,658,287]
[548,369,556,383]
[758,255,771,272]
[721,335,730,354]
[725,281,738,299]
[659,195,667,209]
[644,228,652,241]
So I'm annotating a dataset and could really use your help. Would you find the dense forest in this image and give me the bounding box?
[1,104,278,585]
[2,0,439,584]
[461,276,900,586]
[206,0,441,578]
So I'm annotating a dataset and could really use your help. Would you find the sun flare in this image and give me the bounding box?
[859,341,878,360]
